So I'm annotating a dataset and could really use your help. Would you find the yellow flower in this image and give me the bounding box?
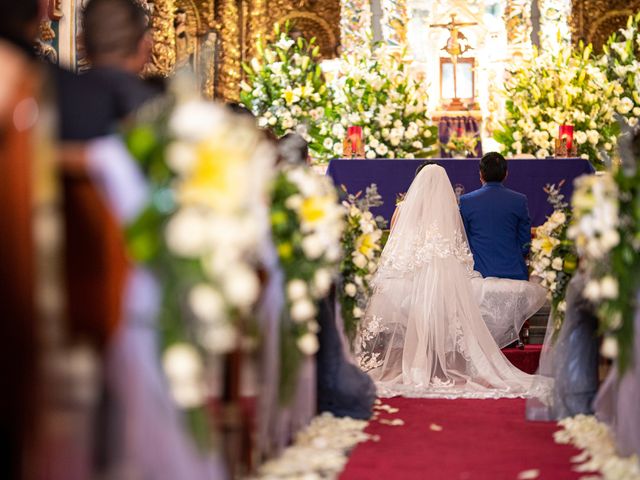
[572,191,596,210]
[178,138,247,211]
[277,242,293,260]
[300,196,329,225]
[356,232,379,258]
[271,210,288,227]
[282,87,298,106]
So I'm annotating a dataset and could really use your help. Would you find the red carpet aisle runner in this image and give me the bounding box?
[341,398,581,480]
[503,345,543,374]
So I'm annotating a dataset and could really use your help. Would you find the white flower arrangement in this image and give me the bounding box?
[494,43,621,168]
[270,164,344,398]
[125,77,275,446]
[530,183,577,334]
[241,23,335,162]
[165,101,274,362]
[339,184,386,341]
[601,13,640,129]
[327,46,438,160]
[256,413,371,478]
[568,124,640,371]
[554,415,640,479]
[568,174,620,269]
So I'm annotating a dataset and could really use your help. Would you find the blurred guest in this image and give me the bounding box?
[0,1,55,478]
[526,271,600,421]
[225,101,255,120]
[278,133,310,165]
[56,0,159,140]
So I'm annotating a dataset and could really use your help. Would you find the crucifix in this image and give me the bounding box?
[430,13,478,109]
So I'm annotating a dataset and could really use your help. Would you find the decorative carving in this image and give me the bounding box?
[36,20,58,64]
[571,0,640,52]
[48,0,64,21]
[217,0,242,101]
[504,0,533,57]
[382,0,409,48]
[247,0,268,61]
[174,1,200,70]
[144,0,177,77]
[268,0,341,59]
[340,0,372,55]
[538,0,572,54]
[277,11,339,57]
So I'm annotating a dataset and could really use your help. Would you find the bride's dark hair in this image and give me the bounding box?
[415,160,438,177]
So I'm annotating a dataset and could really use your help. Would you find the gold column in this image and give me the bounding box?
[218,0,242,101]
[145,0,177,77]
[247,0,269,61]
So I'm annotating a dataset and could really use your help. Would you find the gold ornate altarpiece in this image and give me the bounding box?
[143,0,340,101]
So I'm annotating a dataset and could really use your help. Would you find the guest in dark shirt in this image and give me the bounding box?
[57,0,160,140]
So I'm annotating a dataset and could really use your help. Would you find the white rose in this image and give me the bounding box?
[353,253,368,269]
[189,284,225,323]
[584,279,601,301]
[297,332,319,355]
[291,298,317,323]
[323,137,334,149]
[513,131,523,141]
[169,101,222,142]
[167,142,197,175]
[600,229,620,251]
[586,130,600,145]
[344,283,357,297]
[375,143,389,156]
[201,324,237,354]
[313,269,333,297]
[353,307,363,318]
[163,343,205,408]
[601,336,618,359]
[166,208,208,257]
[558,300,567,313]
[574,131,588,145]
[617,97,634,115]
[366,150,376,159]
[600,276,619,299]
[287,279,308,301]
[223,266,260,308]
[551,257,564,271]
[302,235,325,260]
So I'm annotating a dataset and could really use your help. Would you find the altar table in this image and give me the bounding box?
[326,158,594,226]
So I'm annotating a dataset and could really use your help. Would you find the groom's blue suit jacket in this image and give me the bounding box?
[459,182,531,281]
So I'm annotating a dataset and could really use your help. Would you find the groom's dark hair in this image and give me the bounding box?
[480,152,508,182]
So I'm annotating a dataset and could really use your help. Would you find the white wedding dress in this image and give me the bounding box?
[358,165,551,399]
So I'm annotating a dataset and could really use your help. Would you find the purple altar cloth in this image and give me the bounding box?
[326,158,594,226]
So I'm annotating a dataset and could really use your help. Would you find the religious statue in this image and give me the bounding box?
[431,13,478,110]
[430,14,477,63]
[174,8,196,69]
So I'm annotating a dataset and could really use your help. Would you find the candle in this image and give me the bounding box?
[559,125,574,153]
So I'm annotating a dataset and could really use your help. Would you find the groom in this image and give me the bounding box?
[459,152,531,281]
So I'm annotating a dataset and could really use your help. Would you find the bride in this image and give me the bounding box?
[359,164,551,399]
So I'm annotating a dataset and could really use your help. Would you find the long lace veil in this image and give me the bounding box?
[358,165,549,399]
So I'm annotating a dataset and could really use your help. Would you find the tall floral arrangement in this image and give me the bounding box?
[241,23,335,162]
[339,184,386,341]
[328,47,438,160]
[125,78,275,446]
[494,42,621,168]
[529,182,578,335]
[568,125,640,372]
[269,165,344,400]
[600,13,640,128]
